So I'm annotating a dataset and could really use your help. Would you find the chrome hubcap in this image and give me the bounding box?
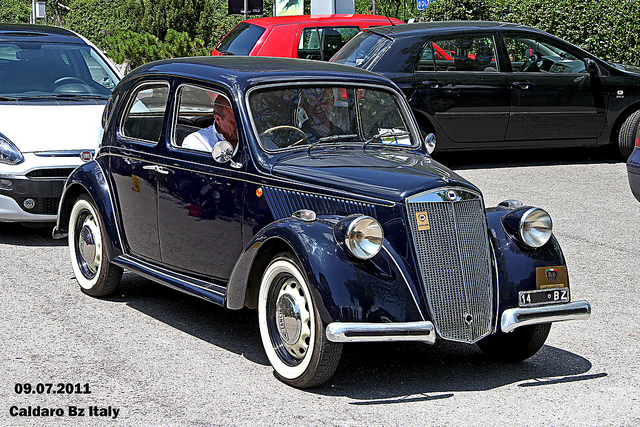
[76,212,101,278]
[275,277,311,359]
[79,225,96,265]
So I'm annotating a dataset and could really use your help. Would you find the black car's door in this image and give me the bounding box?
[501,33,606,143]
[110,81,170,262]
[156,84,244,281]
[413,34,511,144]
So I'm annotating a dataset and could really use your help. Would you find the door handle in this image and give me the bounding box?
[421,79,443,89]
[142,165,173,175]
[512,81,533,90]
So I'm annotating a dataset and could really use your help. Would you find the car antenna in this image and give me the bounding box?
[386,14,397,26]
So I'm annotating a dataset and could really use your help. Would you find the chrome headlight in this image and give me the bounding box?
[335,214,384,260]
[503,207,552,248]
[0,133,24,165]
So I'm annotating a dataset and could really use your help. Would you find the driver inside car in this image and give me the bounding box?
[183,94,238,151]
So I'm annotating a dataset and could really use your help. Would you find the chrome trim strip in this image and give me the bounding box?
[500,300,591,333]
[34,150,94,157]
[326,321,436,344]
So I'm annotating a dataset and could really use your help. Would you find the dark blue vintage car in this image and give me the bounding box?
[53,57,591,388]
[627,120,640,201]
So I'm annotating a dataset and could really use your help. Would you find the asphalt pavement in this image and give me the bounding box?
[1,146,638,426]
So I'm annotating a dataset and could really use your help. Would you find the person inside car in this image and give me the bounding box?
[183,94,238,151]
[297,87,346,142]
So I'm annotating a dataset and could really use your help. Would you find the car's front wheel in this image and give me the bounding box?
[618,110,640,158]
[477,323,551,362]
[68,195,122,297]
[258,252,342,388]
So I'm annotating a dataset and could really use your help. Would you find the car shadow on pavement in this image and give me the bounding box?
[110,274,605,398]
[435,145,624,170]
[0,222,66,246]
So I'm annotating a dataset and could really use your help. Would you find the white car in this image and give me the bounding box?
[0,23,121,223]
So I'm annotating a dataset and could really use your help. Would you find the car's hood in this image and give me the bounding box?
[0,103,105,153]
[270,149,478,203]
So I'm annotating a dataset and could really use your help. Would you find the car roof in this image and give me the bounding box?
[0,23,85,44]
[370,20,534,36]
[127,56,397,90]
[239,14,403,28]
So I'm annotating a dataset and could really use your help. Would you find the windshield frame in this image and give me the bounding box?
[245,81,422,155]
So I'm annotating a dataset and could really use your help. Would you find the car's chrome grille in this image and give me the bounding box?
[406,187,492,343]
[262,187,376,220]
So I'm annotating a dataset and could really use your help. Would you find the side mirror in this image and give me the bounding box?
[424,133,436,155]
[586,58,598,76]
[212,141,242,169]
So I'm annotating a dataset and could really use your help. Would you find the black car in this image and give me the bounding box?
[53,57,590,388]
[332,21,640,156]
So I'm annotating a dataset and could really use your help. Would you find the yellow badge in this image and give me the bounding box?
[416,211,430,231]
[535,266,568,289]
[132,175,140,192]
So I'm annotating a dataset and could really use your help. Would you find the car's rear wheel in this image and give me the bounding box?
[477,323,551,362]
[618,110,640,158]
[258,252,342,388]
[68,195,122,297]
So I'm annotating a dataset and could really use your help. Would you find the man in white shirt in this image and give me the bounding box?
[182,95,238,151]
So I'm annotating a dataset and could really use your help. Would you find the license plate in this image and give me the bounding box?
[519,288,569,307]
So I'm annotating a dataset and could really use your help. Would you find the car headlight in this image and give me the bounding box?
[503,207,553,248]
[335,214,384,259]
[0,133,24,165]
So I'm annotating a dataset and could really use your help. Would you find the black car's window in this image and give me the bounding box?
[171,85,235,152]
[215,23,265,55]
[121,83,169,143]
[297,26,360,61]
[503,35,585,73]
[0,42,119,97]
[420,36,498,72]
[249,85,415,151]
[331,31,391,67]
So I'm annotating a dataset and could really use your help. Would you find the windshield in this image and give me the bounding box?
[331,31,391,68]
[0,42,119,98]
[249,85,417,151]
[215,23,265,55]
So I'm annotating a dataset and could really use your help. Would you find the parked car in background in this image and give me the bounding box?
[626,121,640,201]
[53,56,590,388]
[332,21,640,157]
[211,14,403,61]
[0,23,121,223]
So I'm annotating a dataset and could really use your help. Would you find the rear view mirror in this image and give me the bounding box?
[586,59,598,75]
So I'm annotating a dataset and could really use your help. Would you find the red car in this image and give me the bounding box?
[212,14,404,61]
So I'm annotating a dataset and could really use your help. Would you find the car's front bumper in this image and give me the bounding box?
[325,300,591,343]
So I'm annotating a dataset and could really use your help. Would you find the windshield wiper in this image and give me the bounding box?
[307,134,358,154]
[219,50,235,56]
[362,130,410,149]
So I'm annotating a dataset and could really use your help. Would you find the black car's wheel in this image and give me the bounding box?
[258,252,342,388]
[618,110,640,158]
[477,323,551,362]
[68,195,122,297]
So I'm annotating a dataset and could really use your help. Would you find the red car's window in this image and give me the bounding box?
[297,27,360,61]
[215,23,265,55]
[419,36,498,72]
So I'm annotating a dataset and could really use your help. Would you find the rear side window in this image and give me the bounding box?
[121,83,169,143]
[297,26,360,61]
[420,36,498,72]
[331,31,391,68]
[215,23,265,55]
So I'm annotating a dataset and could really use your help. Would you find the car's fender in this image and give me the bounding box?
[486,207,567,313]
[226,216,425,325]
[53,160,123,263]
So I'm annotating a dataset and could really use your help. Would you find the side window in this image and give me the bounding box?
[429,36,498,72]
[504,36,586,73]
[417,42,435,71]
[172,85,236,153]
[297,26,360,61]
[121,83,169,143]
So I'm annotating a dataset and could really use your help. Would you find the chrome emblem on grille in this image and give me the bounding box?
[447,190,457,201]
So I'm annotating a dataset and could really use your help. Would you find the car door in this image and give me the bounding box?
[110,81,170,262]
[501,33,606,143]
[413,33,511,144]
[156,83,244,281]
